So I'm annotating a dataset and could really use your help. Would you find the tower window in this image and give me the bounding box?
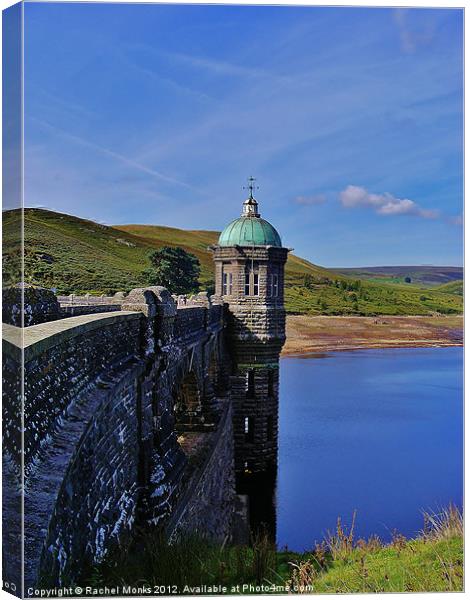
[244,416,254,442]
[253,272,259,295]
[223,272,233,295]
[246,369,255,398]
[244,265,259,296]
[272,274,279,297]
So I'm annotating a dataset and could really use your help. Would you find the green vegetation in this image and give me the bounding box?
[144,246,201,295]
[3,208,462,316]
[435,280,463,296]
[83,506,462,593]
[332,265,463,287]
[286,504,463,593]
[284,278,462,316]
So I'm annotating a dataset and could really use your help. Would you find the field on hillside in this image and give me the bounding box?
[332,265,463,287]
[3,208,462,317]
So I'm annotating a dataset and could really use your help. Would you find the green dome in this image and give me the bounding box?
[218,216,282,247]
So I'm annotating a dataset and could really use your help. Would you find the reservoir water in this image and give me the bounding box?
[276,347,463,551]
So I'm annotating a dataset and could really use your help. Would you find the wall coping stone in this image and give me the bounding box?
[2,311,142,362]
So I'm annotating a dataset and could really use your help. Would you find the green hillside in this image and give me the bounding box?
[332,265,463,287]
[2,208,462,316]
[435,280,463,295]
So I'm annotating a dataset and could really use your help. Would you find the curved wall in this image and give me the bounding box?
[2,288,235,591]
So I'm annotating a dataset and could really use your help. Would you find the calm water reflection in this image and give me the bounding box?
[277,347,463,551]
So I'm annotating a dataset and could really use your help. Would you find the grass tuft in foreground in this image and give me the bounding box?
[82,505,463,594]
[287,504,463,593]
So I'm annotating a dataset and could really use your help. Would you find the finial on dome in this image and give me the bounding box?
[244,175,258,200]
[242,176,260,217]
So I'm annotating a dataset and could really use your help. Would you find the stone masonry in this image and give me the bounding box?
[2,189,287,596]
[2,287,234,595]
[212,245,289,473]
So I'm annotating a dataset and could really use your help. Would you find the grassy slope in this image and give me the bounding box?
[86,509,463,593]
[332,265,463,287]
[88,535,463,593]
[435,280,463,295]
[117,224,462,316]
[115,224,335,286]
[285,506,463,593]
[283,536,463,593]
[3,208,462,316]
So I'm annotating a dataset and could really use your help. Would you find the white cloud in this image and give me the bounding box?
[293,194,326,206]
[339,185,439,219]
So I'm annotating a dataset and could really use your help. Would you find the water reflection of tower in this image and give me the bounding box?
[211,178,289,540]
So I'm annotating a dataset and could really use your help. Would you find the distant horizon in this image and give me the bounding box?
[14,205,463,269]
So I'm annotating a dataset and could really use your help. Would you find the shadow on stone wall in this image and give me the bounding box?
[2,285,235,590]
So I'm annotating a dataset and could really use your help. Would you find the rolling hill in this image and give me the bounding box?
[2,208,463,316]
[435,280,463,295]
[332,265,463,287]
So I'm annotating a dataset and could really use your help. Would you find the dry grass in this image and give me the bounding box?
[283,314,463,355]
[285,504,463,593]
[422,503,463,541]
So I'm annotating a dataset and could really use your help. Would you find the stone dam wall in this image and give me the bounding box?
[2,287,236,593]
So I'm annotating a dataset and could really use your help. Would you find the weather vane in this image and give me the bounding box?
[243,176,259,199]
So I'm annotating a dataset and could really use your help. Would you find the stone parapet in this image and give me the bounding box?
[2,285,233,589]
[3,285,61,327]
[3,311,143,470]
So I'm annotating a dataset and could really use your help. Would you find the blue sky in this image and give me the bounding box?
[22,2,463,267]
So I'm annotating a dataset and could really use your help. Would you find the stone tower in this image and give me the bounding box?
[212,182,289,475]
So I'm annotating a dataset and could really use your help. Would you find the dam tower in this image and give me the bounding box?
[212,178,289,476]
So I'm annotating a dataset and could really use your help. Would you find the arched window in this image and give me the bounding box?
[268,272,279,297]
[244,262,260,296]
[222,271,233,295]
[272,273,279,297]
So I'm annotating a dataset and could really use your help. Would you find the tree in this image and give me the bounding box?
[204,280,216,296]
[143,247,201,295]
[304,274,315,290]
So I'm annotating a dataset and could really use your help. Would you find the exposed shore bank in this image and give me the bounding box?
[283,315,463,356]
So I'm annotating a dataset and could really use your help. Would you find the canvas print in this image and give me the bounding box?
[2,2,463,597]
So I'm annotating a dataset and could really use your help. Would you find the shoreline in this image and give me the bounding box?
[282,340,462,357]
[282,314,463,357]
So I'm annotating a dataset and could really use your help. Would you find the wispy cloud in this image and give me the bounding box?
[119,52,214,103]
[393,8,436,54]
[165,51,291,85]
[30,117,194,190]
[29,85,97,120]
[293,194,326,206]
[339,185,439,219]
